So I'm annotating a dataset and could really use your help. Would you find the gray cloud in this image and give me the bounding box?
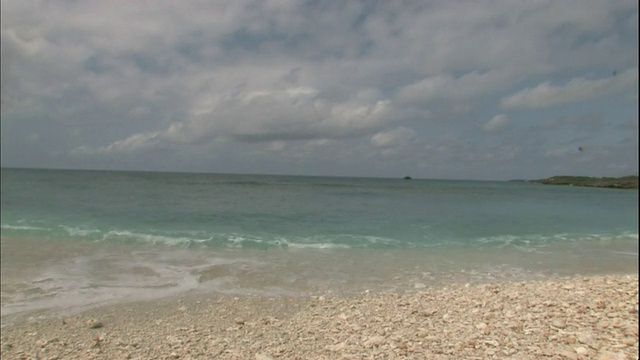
[1,0,637,179]
[371,127,417,148]
[501,67,638,109]
[482,115,510,133]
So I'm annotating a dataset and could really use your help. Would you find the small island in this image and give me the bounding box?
[530,175,638,189]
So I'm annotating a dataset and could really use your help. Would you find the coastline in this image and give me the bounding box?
[1,274,637,359]
[530,176,639,190]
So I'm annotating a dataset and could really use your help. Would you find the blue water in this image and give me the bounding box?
[2,168,637,250]
[1,168,638,319]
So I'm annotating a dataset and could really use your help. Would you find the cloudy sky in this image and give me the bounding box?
[1,0,638,180]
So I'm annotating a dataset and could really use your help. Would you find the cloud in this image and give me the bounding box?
[371,127,417,148]
[536,113,605,134]
[91,87,393,154]
[501,67,638,109]
[195,87,391,143]
[482,114,509,133]
[396,70,512,106]
[96,131,162,154]
[1,0,637,178]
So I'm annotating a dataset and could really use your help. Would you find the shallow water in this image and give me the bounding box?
[1,168,637,321]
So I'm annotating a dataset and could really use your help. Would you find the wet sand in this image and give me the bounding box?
[1,274,637,359]
[3,235,638,322]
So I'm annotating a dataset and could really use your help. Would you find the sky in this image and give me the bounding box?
[1,0,638,180]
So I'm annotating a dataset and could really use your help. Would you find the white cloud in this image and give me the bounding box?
[1,0,637,178]
[97,131,162,154]
[396,70,511,106]
[501,67,638,109]
[482,114,509,133]
[93,87,392,154]
[371,127,417,148]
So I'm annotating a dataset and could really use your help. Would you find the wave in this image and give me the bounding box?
[60,226,102,237]
[3,218,637,254]
[222,234,352,250]
[281,242,351,250]
[101,230,212,246]
[473,232,639,254]
[271,237,351,250]
[1,224,51,231]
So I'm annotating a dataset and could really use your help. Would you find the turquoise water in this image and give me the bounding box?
[2,168,637,249]
[1,168,638,319]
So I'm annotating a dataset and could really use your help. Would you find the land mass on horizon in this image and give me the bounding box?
[530,175,638,189]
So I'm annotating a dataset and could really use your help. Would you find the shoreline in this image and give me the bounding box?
[530,176,639,190]
[1,274,637,359]
[2,235,638,328]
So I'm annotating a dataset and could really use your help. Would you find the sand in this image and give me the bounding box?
[1,274,638,359]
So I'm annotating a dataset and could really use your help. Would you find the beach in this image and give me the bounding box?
[1,274,637,360]
[2,0,639,357]
[1,170,638,358]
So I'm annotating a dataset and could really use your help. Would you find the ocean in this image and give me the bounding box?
[1,168,638,320]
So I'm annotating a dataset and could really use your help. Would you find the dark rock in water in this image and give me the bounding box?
[404,176,412,180]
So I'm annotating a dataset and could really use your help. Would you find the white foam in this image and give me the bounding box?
[1,224,50,231]
[608,250,639,257]
[101,230,210,246]
[474,232,639,248]
[1,249,216,320]
[358,235,400,245]
[224,234,353,250]
[60,226,101,237]
[284,242,350,250]
[227,234,264,244]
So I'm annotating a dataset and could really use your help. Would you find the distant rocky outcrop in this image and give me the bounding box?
[531,175,638,189]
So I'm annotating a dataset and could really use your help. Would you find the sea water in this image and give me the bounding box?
[1,168,637,320]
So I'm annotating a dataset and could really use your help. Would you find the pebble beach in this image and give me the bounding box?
[1,274,637,360]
